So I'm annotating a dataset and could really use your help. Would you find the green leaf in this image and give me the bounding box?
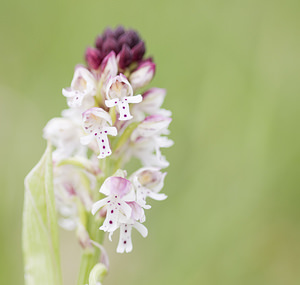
[22,142,62,285]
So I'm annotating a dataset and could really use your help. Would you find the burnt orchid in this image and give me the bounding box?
[23,26,173,285]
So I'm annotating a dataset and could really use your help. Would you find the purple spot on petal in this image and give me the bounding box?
[105,131,107,133]
[102,139,104,142]
[103,146,105,149]
[124,114,127,117]
[109,220,113,224]
[115,101,117,104]
[124,241,127,244]
[111,210,114,214]
[118,203,121,205]
[95,133,97,135]
[125,230,127,233]
[107,201,110,203]
[123,106,125,109]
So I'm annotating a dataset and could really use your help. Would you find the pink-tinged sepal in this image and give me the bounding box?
[100,177,132,198]
[142,88,166,111]
[105,74,143,120]
[81,108,117,159]
[129,61,156,90]
[100,51,118,95]
[100,51,118,80]
[127,201,145,222]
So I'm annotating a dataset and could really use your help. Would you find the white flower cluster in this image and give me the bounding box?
[43,39,172,253]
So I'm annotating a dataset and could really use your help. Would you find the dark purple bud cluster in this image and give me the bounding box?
[85,26,146,70]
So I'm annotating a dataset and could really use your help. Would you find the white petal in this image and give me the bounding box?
[91,197,109,215]
[100,214,118,232]
[108,231,114,242]
[105,126,117,136]
[147,192,167,201]
[155,136,174,148]
[105,99,119,108]
[133,222,148,238]
[126,94,142,104]
[120,202,132,219]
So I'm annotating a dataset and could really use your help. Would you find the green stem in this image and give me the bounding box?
[77,158,111,285]
[77,216,104,285]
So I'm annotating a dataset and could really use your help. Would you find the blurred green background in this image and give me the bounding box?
[1,0,300,284]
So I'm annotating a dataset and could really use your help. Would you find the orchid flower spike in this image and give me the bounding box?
[81,107,117,159]
[105,74,142,120]
[39,26,172,263]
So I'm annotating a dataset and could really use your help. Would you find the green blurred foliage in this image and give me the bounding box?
[1,0,300,284]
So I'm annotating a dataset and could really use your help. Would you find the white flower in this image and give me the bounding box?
[132,88,172,120]
[127,136,172,168]
[105,74,142,120]
[130,167,167,209]
[43,117,86,162]
[62,66,97,108]
[81,108,117,159]
[53,165,95,230]
[126,115,174,168]
[91,177,135,232]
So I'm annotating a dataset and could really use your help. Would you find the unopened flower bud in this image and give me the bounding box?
[102,37,120,55]
[103,27,114,39]
[129,61,156,90]
[119,30,140,48]
[95,36,104,50]
[85,47,102,70]
[127,30,140,47]
[114,25,125,38]
[132,41,146,62]
[118,44,132,69]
